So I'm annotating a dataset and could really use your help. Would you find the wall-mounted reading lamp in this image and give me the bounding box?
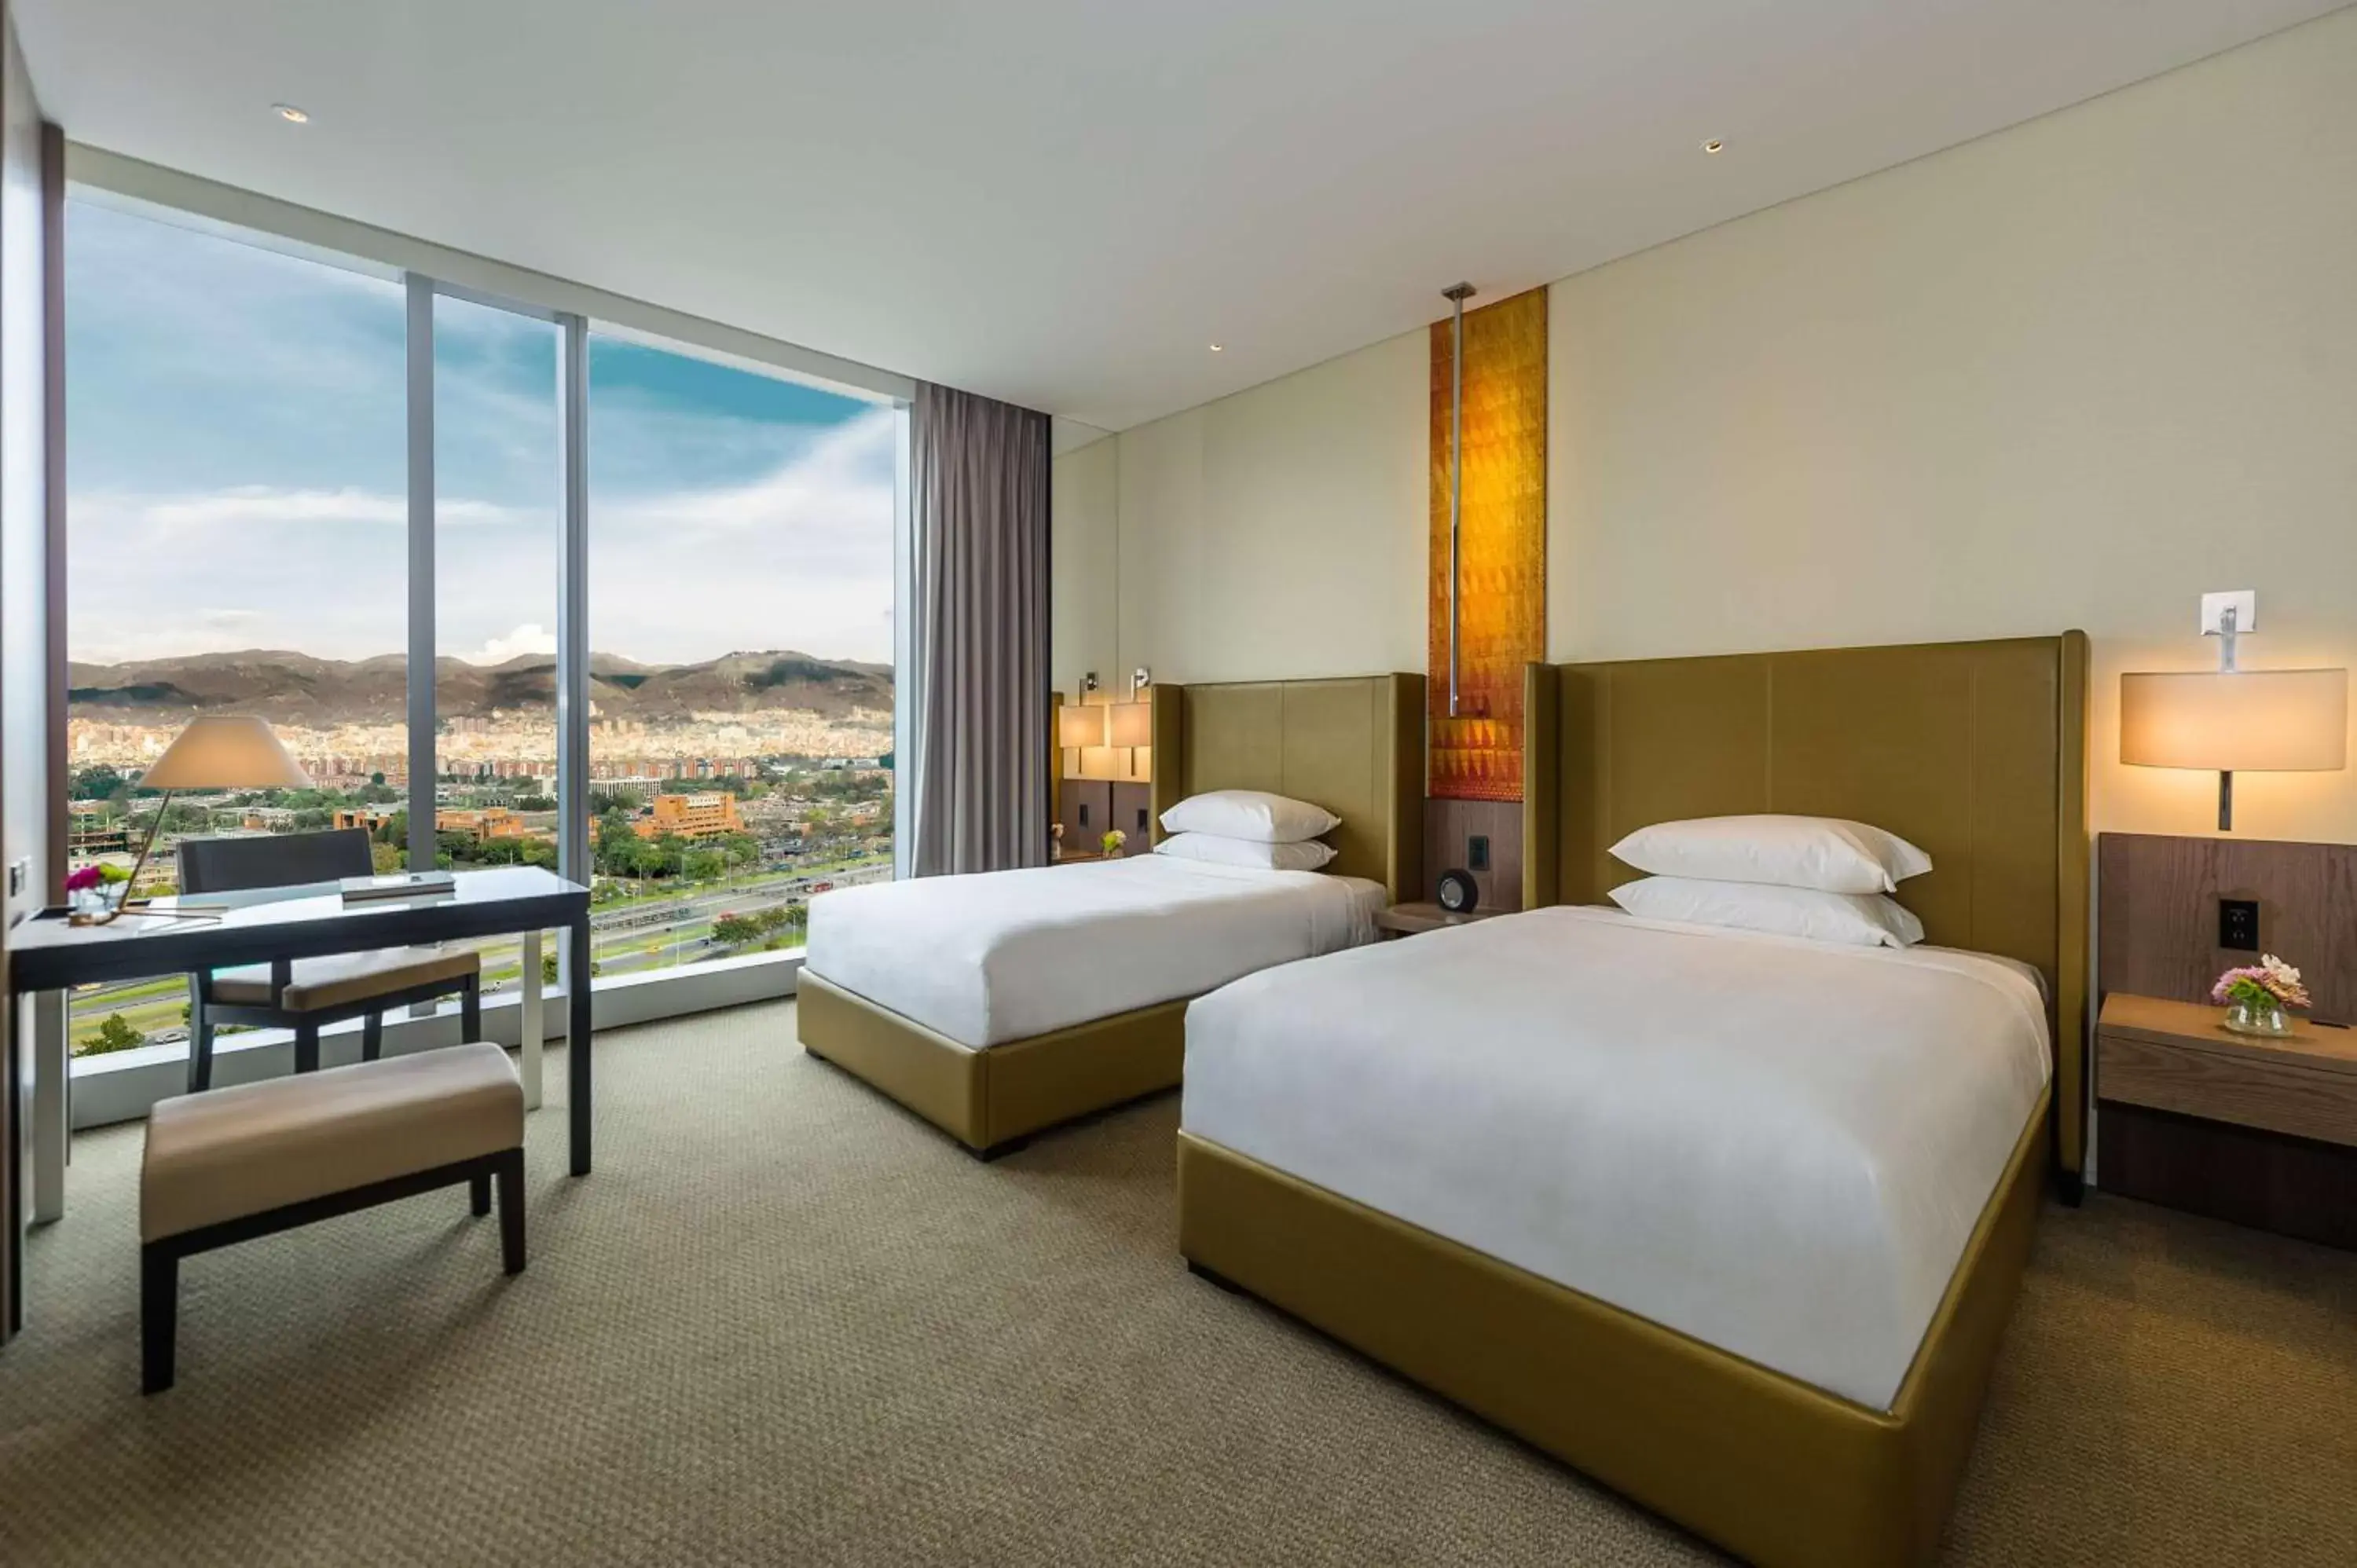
[2120,592,2348,831]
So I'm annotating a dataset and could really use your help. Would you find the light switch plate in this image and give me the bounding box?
[2200,590,2256,636]
[7,857,25,897]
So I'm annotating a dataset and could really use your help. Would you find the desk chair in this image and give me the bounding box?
[178,829,482,1092]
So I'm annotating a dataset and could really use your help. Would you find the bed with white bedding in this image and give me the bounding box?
[797,670,1424,1157]
[1182,906,2048,1409]
[807,855,1384,1050]
[1181,635,2088,1568]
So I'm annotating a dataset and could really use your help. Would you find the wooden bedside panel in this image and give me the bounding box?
[2099,1034,2357,1149]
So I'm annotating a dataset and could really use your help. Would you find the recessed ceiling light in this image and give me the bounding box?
[274,104,310,124]
[1702,139,1724,154]
[1208,343,1225,353]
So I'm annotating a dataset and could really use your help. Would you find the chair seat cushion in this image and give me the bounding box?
[209,946,481,1013]
[141,1042,522,1243]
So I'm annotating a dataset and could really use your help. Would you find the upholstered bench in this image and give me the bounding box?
[140,1042,526,1394]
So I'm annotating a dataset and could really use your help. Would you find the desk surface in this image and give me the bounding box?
[6,866,588,994]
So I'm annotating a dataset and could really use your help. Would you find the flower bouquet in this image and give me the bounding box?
[64,863,130,924]
[2210,954,2310,1037]
[1101,828,1127,859]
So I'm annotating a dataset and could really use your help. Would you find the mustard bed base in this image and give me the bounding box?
[1178,1086,2050,1568]
[797,969,1186,1158]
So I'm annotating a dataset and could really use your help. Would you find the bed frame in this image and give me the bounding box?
[1178,633,2088,1567]
[800,672,1423,1158]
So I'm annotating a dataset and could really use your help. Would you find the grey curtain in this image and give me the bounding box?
[905,383,1051,876]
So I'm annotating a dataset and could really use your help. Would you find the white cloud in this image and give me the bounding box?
[126,486,524,529]
[460,623,558,665]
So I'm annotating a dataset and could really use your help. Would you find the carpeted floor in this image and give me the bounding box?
[2,999,2352,1566]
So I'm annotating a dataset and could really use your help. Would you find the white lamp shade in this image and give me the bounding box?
[1058,704,1108,749]
[139,716,315,791]
[2120,669,2348,772]
[1109,702,1153,748]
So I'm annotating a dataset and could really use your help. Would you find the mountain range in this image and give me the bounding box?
[66,650,894,727]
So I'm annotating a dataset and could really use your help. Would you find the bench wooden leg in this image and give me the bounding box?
[496,1148,526,1275]
[141,1245,178,1394]
[293,1021,321,1075]
[361,1011,384,1063]
[469,1171,491,1216]
[460,976,482,1042]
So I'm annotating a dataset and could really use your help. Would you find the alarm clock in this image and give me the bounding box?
[1435,869,1479,914]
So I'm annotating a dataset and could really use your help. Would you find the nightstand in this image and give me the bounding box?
[1374,901,1508,939]
[2095,992,2357,1247]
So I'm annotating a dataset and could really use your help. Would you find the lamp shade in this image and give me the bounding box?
[1109,702,1153,748]
[2120,669,2348,771]
[139,716,315,791]
[1058,704,1108,749]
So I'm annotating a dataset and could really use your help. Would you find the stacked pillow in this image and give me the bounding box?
[1155,789,1340,872]
[1607,815,1930,948]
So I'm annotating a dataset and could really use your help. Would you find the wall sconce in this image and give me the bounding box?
[1131,667,1152,697]
[1058,704,1108,750]
[1080,671,1099,695]
[2120,592,2348,830]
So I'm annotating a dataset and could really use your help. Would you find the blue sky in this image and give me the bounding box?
[65,199,896,669]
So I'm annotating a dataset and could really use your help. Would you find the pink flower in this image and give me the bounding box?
[64,866,104,894]
[2212,954,2311,1010]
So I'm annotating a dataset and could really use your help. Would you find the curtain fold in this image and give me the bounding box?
[905,382,1051,876]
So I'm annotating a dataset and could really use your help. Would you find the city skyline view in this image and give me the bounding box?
[61,196,900,1053]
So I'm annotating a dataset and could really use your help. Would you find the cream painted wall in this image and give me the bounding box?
[1105,329,1427,690]
[1549,8,2357,842]
[1053,7,2357,841]
[1050,433,1119,694]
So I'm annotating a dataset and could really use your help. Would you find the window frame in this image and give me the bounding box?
[58,164,910,1101]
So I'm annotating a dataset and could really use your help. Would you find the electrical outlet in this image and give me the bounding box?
[2220,898,2260,952]
[1468,835,1490,872]
[1078,803,1091,828]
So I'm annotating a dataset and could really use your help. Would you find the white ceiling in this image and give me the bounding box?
[16,1,2344,432]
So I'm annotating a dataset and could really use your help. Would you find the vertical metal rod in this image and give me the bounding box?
[2216,603,2238,830]
[1443,283,1475,718]
[405,277,436,882]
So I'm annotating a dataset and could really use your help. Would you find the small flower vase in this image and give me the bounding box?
[2222,997,2293,1037]
[68,885,111,923]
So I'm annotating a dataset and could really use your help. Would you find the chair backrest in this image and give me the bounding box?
[177,828,375,895]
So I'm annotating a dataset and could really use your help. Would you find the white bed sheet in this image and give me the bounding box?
[805,856,1384,1049]
[1180,904,2050,1410]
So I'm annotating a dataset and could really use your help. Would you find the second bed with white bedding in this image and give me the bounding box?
[1181,905,2050,1410]
[805,855,1384,1049]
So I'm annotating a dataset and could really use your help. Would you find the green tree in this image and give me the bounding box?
[79,1013,146,1056]
[71,764,127,800]
[681,847,725,882]
[370,841,403,874]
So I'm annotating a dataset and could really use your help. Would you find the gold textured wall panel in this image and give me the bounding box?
[1429,287,1547,802]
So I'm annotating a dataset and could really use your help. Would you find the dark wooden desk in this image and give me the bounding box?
[8,866,595,1176]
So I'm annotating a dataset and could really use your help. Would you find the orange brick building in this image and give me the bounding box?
[634,792,745,841]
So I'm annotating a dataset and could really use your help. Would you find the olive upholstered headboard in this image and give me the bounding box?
[1148,673,1424,906]
[1520,633,2091,1183]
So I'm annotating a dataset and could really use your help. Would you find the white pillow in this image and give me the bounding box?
[1609,876,1926,949]
[1159,789,1340,845]
[1610,815,1931,896]
[1153,831,1337,873]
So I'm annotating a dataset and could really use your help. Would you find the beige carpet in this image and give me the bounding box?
[2,1000,2352,1566]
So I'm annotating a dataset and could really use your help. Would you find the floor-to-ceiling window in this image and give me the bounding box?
[584,334,896,977]
[61,192,901,1075]
[63,200,408,1057]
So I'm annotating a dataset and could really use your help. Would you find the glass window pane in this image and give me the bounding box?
[434,295,562,1000]
[585,336,896,979]
[64,200,407,1060]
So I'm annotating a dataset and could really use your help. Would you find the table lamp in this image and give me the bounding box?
[2120,596,2347,831]
[90,716,314,925]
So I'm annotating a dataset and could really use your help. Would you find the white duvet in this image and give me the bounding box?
[804,855,1383,1049]
[1181,905,2050,1410]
